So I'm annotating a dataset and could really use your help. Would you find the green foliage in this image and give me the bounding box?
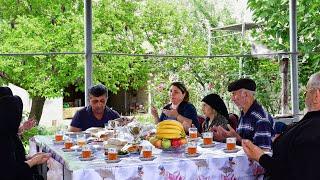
[0,0,84,98]
[0,0,291,119]
[244,58,281,114]
[248,0,320,111]
[135,114,154,124]
[20,126,54,151]
[148,0,284,115]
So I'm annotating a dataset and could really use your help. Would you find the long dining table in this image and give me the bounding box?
[31,135,265,180]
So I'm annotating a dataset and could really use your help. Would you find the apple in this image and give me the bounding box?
[171,139,181,148]
[161,139,171,149]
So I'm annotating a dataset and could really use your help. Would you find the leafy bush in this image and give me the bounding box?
[135,114,154,124]
[20,126,54,151]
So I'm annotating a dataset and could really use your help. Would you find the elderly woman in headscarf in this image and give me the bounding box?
[0,86,13,98]
[201,93,229,133]
[0,87,36,135]
[0,87,50,180]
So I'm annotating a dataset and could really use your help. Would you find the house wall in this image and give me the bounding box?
[108,87,150,115]
[8,84,63,127]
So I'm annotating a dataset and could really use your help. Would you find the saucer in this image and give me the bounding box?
[188,137,201,141]
[129,151,140,154]
[118,153,130,158]
[105,159,122,163]
[79,156,96,161]
[223,148,240,153]
[200,143,215,148]
[62,148,74,152]
[70,146,82,151]
[53,140,64,145]
[185,153,201,158]
[139,156,156,161]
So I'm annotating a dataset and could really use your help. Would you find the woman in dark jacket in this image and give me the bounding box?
[0,94,50,180]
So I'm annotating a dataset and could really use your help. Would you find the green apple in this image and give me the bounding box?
[161,139,171,149]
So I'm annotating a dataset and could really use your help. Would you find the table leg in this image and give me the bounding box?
[63,165,72,180]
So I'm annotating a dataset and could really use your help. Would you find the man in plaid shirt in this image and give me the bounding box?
[213,78,274,150]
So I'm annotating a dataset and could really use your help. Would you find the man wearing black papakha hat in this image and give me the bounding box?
[213,78,275,150]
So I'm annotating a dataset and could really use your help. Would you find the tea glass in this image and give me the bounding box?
[189,128,198,139]
[142,145,152,158]
[108,147,118,160]
[202,132,213,145]
[77,134,86,147]
[82,145,92,158]
[55,130,64,142]
[64,138,73,149]
[226,137,236,150]
[187,141,197,155]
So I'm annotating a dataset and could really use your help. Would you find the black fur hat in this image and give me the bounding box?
[202,93,229,119]
[228,78,256,92]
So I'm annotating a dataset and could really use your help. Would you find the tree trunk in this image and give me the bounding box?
[280,58,289,115]
[29,96,46,125]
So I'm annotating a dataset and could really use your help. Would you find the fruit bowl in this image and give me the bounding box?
[149,137,187,153]
[160,145,187,153]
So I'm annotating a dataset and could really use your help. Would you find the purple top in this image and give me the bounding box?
[70,106,120,131]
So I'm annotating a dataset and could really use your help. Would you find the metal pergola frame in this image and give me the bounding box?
[83,1,299,119]
[54,0,302,121]
[289,0,299,121]
[0,0,299,120]
[86,0,299,120]
[210,22,260,78]
[84,0,93,106]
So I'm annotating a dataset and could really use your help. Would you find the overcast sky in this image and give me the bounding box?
[214,0,253,23]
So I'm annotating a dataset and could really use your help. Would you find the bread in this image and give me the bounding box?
[121,143,142,153]
[127,145,139,152]
[107,138,127,146]
[85,127,103,134]
[103,144,123,151]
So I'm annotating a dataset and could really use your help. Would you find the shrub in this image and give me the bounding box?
[20,126,54,152]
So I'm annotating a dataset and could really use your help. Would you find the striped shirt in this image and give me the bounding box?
[237,100,275,150]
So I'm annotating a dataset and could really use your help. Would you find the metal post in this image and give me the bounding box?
[280,57,289,114]
[239,22,245,78]
[148,83,152,114]
[84,0,93,106]
[207,20,211,56]
[289,0,299,121]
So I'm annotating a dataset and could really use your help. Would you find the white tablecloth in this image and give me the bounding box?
[32,135,264,180]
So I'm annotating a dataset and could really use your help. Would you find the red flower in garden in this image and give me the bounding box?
[208,82,214,90]
[157,83,165,92]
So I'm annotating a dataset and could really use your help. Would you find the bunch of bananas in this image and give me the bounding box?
[156,120,186,139]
